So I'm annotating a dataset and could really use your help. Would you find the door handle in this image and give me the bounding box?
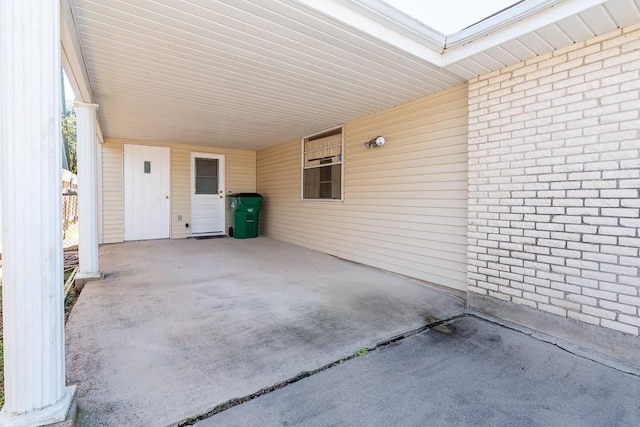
[165,195,169,199]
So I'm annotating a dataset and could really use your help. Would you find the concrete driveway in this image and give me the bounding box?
[66,237,465,426]
[200,316,640,427]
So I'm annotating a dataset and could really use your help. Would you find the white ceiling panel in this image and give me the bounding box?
[554,14,596,42]
[604,0,640,27]
[516,31,555,56]
[452,57,494,76]
[535,23,575,49]
[470,51,509,71]
[482,45,521,67]
[493,38,538,62]
[578,5,619,34]
[71,0,464,150]
[440,63,479,81]
[67,0,640,150]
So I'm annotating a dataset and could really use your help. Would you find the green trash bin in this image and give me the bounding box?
[228,193,263,239]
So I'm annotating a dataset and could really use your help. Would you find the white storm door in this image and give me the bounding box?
[124,144,171,241]
[191,153,225,234]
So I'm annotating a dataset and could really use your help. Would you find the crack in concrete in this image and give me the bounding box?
[178,310,640,426]
[176,313,468,426]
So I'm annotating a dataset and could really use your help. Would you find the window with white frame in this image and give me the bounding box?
[302,127,343,200]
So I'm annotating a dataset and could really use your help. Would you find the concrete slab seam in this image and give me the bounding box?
[176,313,468,426]
[466,309,640,377]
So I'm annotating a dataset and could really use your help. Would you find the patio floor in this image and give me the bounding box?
[65,237,465,426]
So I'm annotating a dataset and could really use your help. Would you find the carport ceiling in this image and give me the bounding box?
[67,0,640,150]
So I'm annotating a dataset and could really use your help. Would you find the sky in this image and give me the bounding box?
[383,0,519,34]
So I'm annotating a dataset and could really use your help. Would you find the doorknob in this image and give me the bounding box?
[165,195,169,199]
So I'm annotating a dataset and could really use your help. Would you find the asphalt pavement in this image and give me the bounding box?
[197,316,640,427]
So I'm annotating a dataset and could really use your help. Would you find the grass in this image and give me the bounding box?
[354,347,368,357]
[0,270,81,408]
[64,282,81,324]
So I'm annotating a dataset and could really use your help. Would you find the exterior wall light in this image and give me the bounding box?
[364,136,385,148]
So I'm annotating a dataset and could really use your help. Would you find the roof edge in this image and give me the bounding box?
[61,0,104,142]
[442,0,608,65]
[445,0,561,48]
[307,0,613,71]
[344,0,447,50]
[292,0,445,64]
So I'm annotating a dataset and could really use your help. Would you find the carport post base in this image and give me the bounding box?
[0,386,76,427]
[74,272,104,291]
[47,387,78,427]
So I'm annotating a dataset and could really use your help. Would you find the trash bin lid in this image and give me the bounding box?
[229,193,262,198]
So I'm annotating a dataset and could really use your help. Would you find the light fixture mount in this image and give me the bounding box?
[364,136,385,148]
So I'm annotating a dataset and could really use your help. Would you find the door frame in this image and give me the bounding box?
[123,143,171,241]
[190,152,226,235]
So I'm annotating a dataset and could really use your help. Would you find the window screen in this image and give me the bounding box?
[302,127,343,200]
[195,158,219,194]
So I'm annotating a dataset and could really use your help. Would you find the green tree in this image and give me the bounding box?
[62,108,77,174]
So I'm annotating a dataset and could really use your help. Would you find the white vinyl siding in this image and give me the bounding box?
[102,140,124,244]
[101,139,256,242]
[258,85,468,291]
[170,147,191,239]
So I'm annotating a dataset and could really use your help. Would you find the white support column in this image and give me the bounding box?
[75,102,102,281]
[0,182,3,259]
[0,0,76,425]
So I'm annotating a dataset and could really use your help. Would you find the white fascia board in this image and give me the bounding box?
[60,0,104,142]
[442,0,608,65]
[446,0,565,48]
[61,46,105,143]
[60,0,93,102]
[347,0,446,50]
[301,0,611,73]
[291,0,445,65]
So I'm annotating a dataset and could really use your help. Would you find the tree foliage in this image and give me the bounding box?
[62,108,77,174]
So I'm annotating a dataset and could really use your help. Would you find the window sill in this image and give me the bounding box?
[301,198,345,202]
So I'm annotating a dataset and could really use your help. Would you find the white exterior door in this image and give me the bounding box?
[191,153,225,234]
[124,144,171,241]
